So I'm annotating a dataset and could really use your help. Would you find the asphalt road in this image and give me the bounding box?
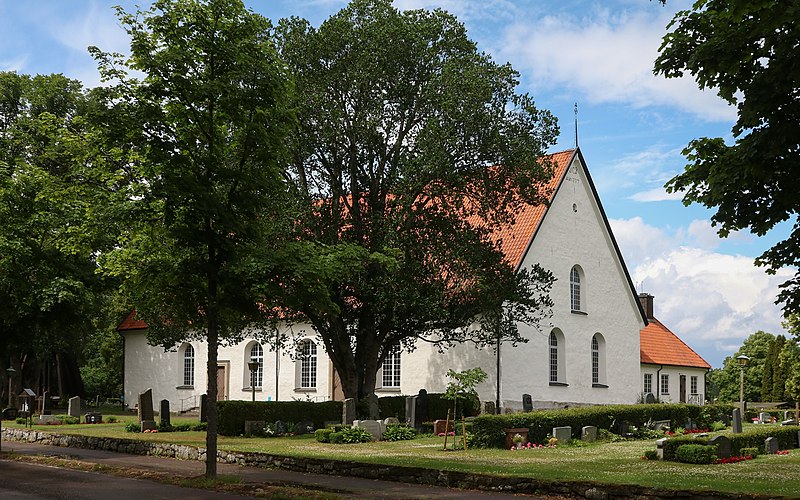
[0,441,549,499]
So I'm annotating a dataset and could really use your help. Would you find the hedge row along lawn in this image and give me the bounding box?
[3,420,799,497]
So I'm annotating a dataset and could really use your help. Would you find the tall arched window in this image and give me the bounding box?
[183,344,195,386]
[381,345,401,388]
[591,333,606,386]
[299,340,317,388]
[249,343,263,388]
[570,266,583,312]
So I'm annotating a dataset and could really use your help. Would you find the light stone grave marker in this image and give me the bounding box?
[765,436,779,454]
[405,396,417,428]
[759,412,771,424]
[384,417,400,425]
[354,419,383,440]
[655,437,668,460]
[581,425,597,442]
[68,396,81,420]
[552,426,571,443]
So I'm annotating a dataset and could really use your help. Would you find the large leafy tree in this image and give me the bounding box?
[0,71,113,403]
[655,1,800,311]
[709,331,775,403]
[258,0,557,413]
[96,0,294,478]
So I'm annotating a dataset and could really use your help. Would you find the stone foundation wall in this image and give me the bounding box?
[0,427,764,499]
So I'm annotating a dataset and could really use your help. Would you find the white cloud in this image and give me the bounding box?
[610,216,791,367]
[497,7,736,122]
[0,56,28,72]
[629,187,683,202]
[393,0,520,22]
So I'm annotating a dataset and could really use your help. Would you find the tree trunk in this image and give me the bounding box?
[206,320,218,479]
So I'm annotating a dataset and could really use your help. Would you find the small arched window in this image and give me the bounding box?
[570,266,583,312]
[548,329,565,384]
[592,333,607,386]
[299,340,317,388]
[183,344,195,387]
[249,343,263,388]
[549,332,559,382]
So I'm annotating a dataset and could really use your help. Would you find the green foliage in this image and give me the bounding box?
[662,426,800,461]
[339,425,373,444]
[762,335,787,402]
[780,317,800,402]
[264,0,558,408]
[377,393,480,421]
[708,332,775,403]
[329,431,344,444]
[656,1,800,312]
[15,417,26,424]
[315,428,333,443]
[382,425,417,441]
[675,444,717,465]
[217,400,342,436]
[643,449,658,460]
[443,368,488,418]
[471,404,710,448]
[741,447,759,458]
[710,421,726,432]
[124,422,141,433]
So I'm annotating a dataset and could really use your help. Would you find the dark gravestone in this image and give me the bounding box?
[138,389,154,423]
[644,392,656,404]
[765,436,779,454]
[41,391,51,415]
[732,408,743,433]
[722,413,731,426]
[275,420,288,435]
[522,394,533,412]
[709,435,731,458]
[199,394,208,422]
[483,401,495,415]
[68,396,81,420]
[342,398,356,425]
[85,412,102,424]
[2,408,18,420]
[159,399,171,428]
[415,389,428,427]
[293,421,314,435]
[405,396,417,428]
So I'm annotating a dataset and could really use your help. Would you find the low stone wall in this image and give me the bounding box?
[0,427,768,499]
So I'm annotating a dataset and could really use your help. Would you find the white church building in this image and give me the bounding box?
[118,148,709,412]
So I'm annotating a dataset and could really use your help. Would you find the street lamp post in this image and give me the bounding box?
[5,367,15,408]
[248,360,260,403]
[737,355,749,425]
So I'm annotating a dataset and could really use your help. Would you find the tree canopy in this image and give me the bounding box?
[655,1,800,312]
[255,0,558,413]
[95,0,295,477]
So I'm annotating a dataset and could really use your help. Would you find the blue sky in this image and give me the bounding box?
[0,0,793,368]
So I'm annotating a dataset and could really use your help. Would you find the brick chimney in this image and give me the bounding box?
[638,293,654,319]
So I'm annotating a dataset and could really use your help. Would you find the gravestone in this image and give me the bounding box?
[293,421,314,434]
[581,425,597,442]
[655,437,668,459]
[275,420,288,435]
[684,418,697,431]
[765,436,779,454]
[433,419,452,435]
[2,408,18,420]
[416,389,429,425]
[68,396,81,420]
[141,420,156,431]
[41,391,51,415]
[367,394,379,421]
[138,388,154,423]
[244,420,265,437]
[354,419,383,440]
[159,399,171,428]
[36,415,60,424]
[722,414,731,426]
[342,398,356,425]
[522,394,533,412]
[653,420,671,431]
[644,392,656,404]
[709,435,731,458]
[784,410,791,421]
[552,426,571,443]
[199,394,208,423]
[384,416,400,426]
[732,408,743,433]
[405,396,417,428]
[483,401,496,415]
[759,412,771,424]
[85,412,102,424]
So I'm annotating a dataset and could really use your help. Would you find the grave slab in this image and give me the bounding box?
[552,426,571,443]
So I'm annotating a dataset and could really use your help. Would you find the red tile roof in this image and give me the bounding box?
[117,310,148,332]
[640,317,711,369]
[491,149,575,269]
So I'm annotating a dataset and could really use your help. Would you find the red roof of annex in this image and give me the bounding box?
[640,317,711,369]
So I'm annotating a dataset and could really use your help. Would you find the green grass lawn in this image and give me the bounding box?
[4,419,799,497]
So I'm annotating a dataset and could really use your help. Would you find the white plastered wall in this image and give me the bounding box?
[641,364,708,404]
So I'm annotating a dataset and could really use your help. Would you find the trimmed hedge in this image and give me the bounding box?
[217,400,342,436]
[377,393,480,421]
[661,426,800,461]
[675,444,717,464]
[471,404,727,448]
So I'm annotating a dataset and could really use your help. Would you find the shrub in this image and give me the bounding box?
[339,426,373,443]
[382,425,417,441]
[157,423,174,432]
[643,449,658,460]
[15,417,26,424]
[662,426,800,460]
[676,444,717,464]
[190,422,207,432]
[172,423,192,432]
[216,400,341,436]
[710,421,726,432]
[315,428,334,443]
[329,431,344,444]
[377,393,480,421]
[125,422,141,433]
[57,415,80,425]
[740,447,759,458]
[107,416,118,423]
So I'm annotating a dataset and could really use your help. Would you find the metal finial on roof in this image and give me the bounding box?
[574,102,578,148]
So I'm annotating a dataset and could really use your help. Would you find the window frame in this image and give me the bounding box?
[183,344,195,387]
[299,340,317,389]
[249,342,264,389]
[380,345,401,389]
[660,373,669,395]
[570,265,585,313]
[690,375,698,395]
[643,373,653,394]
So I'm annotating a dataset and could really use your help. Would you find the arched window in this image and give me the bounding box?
[548,329,565,384]
[249,343,263,388]
[592,333,607,386]
[299,340,317,388]
[183,344,195,387]
[570,266,583,312]
[381,345,401,388]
